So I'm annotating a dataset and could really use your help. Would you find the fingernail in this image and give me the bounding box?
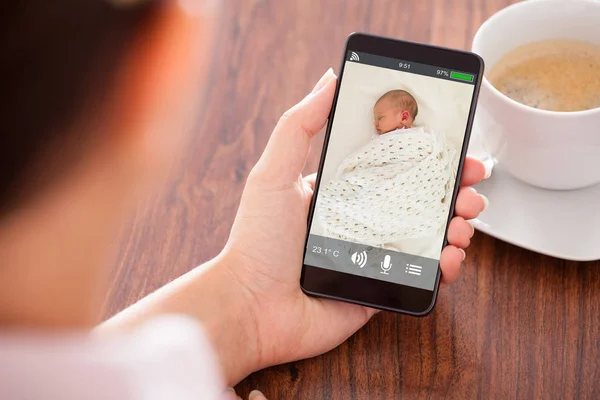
[483,158,494,179]
[480,194,489,211]
[459,248,466,261]
[466,219,475,236]
[223,387,237,400]
[319,68,334,82]
[323,67,337,83]
[249,390,266,399]
[311,68,335,94]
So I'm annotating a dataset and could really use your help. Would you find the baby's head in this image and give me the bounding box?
[373,90,418,134]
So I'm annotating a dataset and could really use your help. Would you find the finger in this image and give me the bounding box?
[250,71,337,187]
[454,187,488,220]
[302,173,317,210]
[439,245,466,284]
[303,173,317,190]
[224,388,239,400]
[460,156,489,187]
[363,306,380,318]
[249,390,267,400]
[446,217,474,249]
[311,68,334,93]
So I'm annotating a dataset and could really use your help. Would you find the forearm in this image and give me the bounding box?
[96,252,259,385]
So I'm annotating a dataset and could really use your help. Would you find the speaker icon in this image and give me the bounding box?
[350,51,360,62]
[351,251,368,268]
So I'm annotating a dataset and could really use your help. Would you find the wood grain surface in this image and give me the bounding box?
[102,0,600,398]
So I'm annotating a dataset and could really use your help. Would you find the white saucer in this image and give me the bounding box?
[468,133,600,262]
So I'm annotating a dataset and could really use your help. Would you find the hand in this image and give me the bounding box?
[223,69,489,376]
[225,388,267,400]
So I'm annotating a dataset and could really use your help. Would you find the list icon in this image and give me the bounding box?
[405,263,422,276]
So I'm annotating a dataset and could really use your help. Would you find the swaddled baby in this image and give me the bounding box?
[317,89,457,247]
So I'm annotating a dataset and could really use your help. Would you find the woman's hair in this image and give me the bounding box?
[0,0,155,213]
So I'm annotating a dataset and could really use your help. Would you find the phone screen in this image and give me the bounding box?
[303,46,478,300]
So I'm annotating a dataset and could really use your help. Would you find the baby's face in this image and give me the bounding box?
[373,99,414,134]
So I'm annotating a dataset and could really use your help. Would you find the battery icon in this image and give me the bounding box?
[450,71,474,82]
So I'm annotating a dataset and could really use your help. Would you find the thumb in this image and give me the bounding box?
[249,390,267,400]
[250,69,337,187]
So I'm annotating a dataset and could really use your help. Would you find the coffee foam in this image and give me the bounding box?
[488,40,600,112]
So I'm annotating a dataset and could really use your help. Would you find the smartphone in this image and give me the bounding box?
[300,33,484,316]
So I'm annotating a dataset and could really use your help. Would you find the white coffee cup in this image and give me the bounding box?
[471,0,600,190]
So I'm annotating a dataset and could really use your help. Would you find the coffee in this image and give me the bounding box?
[488,40,600,112]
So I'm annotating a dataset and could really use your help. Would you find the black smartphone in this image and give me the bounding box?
[300,33,484,316]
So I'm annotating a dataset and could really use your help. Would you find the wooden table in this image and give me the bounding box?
[102,0,600,398]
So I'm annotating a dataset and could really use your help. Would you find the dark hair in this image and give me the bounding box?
[0,0,155,214]
[376,89,419,119]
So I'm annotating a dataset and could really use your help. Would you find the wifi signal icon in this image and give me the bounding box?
[350,51,360,62]
[351,251,368,268]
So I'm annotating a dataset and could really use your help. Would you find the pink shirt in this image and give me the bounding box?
[0,315,226,399]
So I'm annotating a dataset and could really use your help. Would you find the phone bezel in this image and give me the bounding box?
[300,33,484,316]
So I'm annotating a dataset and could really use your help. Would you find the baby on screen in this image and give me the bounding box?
[373,89,419,134]
[317,88,457,246]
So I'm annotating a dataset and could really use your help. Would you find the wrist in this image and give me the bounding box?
[194,251,261,384]
[99,251,261,385]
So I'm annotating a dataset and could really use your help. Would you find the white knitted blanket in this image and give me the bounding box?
[318,127,458,246]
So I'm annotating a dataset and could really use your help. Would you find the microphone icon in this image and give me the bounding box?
[380,255,392,275]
